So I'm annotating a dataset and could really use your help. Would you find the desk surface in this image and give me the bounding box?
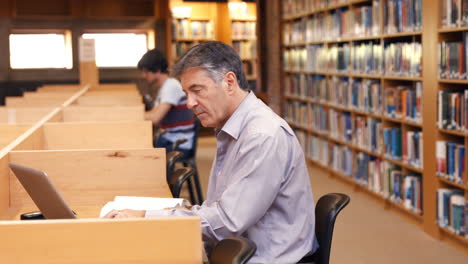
[1,205,101,220]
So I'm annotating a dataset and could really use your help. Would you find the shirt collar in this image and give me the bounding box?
[218,91,257,140]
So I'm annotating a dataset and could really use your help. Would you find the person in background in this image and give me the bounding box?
[107,41,318,263]
[137,48,195,156]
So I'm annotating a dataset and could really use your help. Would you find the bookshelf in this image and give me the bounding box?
[274,0,468,253]
[231,18,257,87]
[228,1,258,92]
[171,17,214,64]
[435,0,468,250]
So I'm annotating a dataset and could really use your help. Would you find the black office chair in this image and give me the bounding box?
[209,237,257,264]
[168,167,195,198]
[172,118,204,205]
[298,193,350,264]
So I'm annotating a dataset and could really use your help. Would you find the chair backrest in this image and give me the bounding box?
[209,237,257,264]
[299,193,350,264]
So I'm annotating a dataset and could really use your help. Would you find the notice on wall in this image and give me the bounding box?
[79,38,96,62]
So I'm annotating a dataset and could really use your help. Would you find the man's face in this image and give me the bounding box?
[142,70,160,84]
[180,68,230,128]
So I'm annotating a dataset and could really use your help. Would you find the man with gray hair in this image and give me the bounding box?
[105,41,318,263]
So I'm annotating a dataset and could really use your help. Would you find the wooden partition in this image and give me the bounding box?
[42,121,153,150]
[0,217,202,264]
[5,97,66,107]
[0,107,59,124]
[7,148,169,215]
[37,84,84,92]
[0,82,202,263]
[90,83,138,90]
[0,125,31,149]
[23,91,75,98]
[75,95,142,106]
[62,105,144,122]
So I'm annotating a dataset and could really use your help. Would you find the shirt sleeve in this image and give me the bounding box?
[146,131,289,245]
[158,79,185,106]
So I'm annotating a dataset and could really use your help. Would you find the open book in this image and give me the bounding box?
[99,196,185,217]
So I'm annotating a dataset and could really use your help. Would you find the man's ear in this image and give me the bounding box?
[224,72,237,94]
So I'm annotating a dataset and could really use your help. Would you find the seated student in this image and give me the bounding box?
[138,48,195,156]
[106,41,318,263]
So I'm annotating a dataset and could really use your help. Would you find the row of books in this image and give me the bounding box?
[437,189,467,237]
[282,0,350,18]
[232,40,257,60]
[436,141,466,184]
[330,143,353,176]
[284,74,327,99]
[172,19,214,40]
[441,0,468,28]
[439,37,468,80]
[385,83,423,123]
[383,128,423,168]
[308,138,423,213]
[284,75,423,122]
[355,154,422,212]
[231,21,256,39]
[284,101,329,133]
[307,134,329,166]
[171,42,196,58]
[437,90,468,131]
[329,110,352,142]
[353,116,382,153]
[283,42,422,77]
[351,42,383,75]
[283,4,380,44]
[383,0,422,34]
[286,102,422,168]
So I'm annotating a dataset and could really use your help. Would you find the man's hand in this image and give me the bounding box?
[102,209,146,219]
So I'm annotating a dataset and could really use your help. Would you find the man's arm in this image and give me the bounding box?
[105,132,289,246]
[144,102,172,125]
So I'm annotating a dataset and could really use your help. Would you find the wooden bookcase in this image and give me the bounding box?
[269,0,468,253]
[231,18,257,85]
[228,1,258,92]
[171,17,215,64]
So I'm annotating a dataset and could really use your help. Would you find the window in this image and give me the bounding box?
[9,31,73,69]
[81,32,153,68]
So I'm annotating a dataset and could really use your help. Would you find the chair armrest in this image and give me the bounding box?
[169,167,195,198]
[166,151,184,181]
[172,138,188,151]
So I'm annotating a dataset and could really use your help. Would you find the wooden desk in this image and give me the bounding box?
[0,84,203,263]
[0,217,202,264]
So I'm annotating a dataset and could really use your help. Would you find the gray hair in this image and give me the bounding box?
[172,41,250,91]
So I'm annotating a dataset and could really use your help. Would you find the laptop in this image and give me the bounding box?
[9,162,77,219]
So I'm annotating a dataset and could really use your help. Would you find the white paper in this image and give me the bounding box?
[99,196,184,217]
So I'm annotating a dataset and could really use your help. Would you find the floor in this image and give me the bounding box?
[193,136,468,264]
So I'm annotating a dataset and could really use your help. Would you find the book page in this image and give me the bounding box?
[99,196,184,217]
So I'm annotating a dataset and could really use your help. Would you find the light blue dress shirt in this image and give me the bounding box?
[146,92,318,263]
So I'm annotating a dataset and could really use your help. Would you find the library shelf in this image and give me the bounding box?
[383,157,423,174]
[382,76,422,81]
[439,227,468,245]
[273,0,468,253]
[438,128,467,137]
[438,78,468,85]
[382,31,422,39]
[439,26,468,33]
[438,177,468,191]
